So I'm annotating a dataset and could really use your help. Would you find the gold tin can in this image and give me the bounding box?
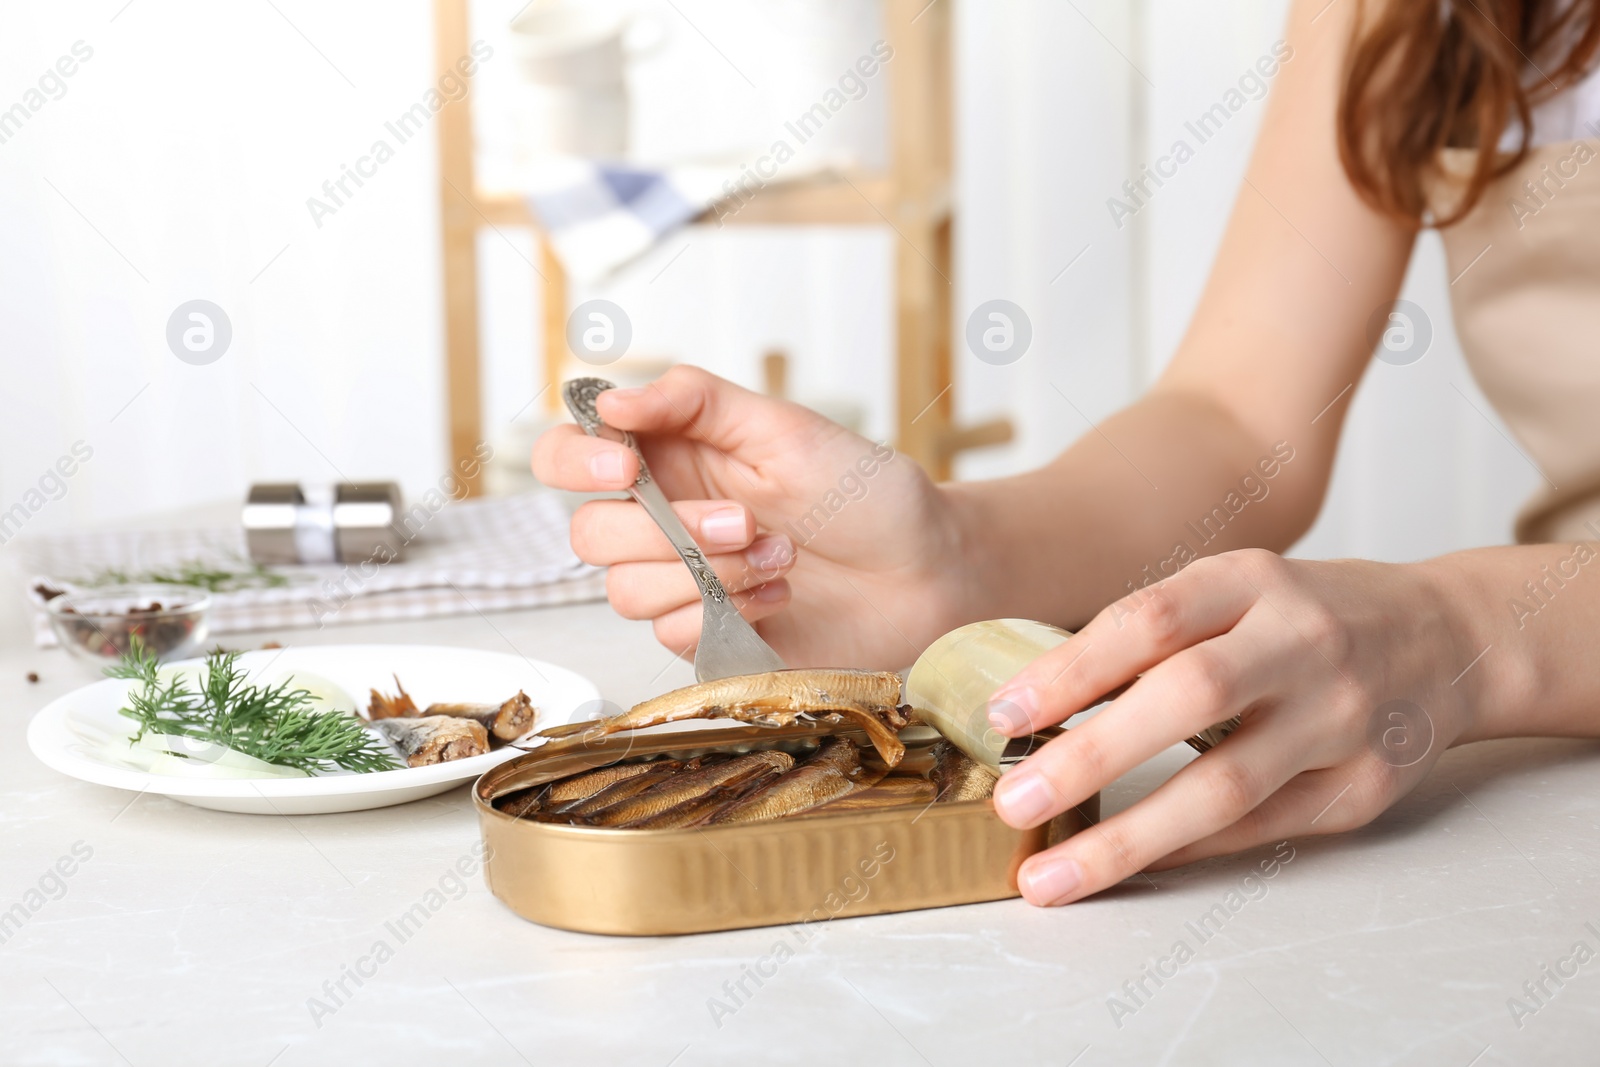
[474,723,1098,936]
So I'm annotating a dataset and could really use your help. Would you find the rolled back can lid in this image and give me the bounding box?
[904,619,1071,773]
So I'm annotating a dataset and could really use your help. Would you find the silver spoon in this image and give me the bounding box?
[564,378,788,682]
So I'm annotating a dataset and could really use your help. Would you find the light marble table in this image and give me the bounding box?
[3,587,1598,1066]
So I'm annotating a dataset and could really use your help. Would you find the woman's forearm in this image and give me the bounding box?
[945,387,1332,630]
[944,395,1600,744]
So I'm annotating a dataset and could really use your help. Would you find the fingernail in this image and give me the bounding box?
[987,686,1036,733]
[700,507,747,548]
[1020,854,1083,905]
[588,450,626,483]
[993,769,1054,827]
[604,387,646,401]
[746,535,794,576]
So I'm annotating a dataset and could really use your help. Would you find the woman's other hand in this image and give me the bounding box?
[988,549,1482,904]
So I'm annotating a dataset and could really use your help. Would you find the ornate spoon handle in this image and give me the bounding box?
[563,378,785,681]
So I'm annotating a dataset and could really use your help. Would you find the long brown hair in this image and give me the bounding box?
[1339,0,1600,225]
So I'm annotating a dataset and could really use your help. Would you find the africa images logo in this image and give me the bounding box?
[166,300,232,365]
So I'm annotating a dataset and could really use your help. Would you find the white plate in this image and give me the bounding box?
[26,645,602,815]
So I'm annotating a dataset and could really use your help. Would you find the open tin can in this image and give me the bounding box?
[474,718,1098,936]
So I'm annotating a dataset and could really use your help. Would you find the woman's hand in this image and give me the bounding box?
[531,366,970,668]
[988,549,1483,905]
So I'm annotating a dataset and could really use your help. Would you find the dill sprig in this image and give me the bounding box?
[79,558,289,593]
[108,640,398,775]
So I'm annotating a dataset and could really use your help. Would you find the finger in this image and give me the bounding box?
[594,365,809,454]
[1148,765,1384,870]
[649,579,792,651]
[531,424,640,492]
[571,499,757,564]
[989,556,1261,736]
[1013,713,1310,906]
[993,625,1278,830]
[606,536,797,620]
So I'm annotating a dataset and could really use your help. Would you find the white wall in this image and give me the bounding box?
[1,0,451,536]
[0,0,1533,563]
[951,0,1141,482]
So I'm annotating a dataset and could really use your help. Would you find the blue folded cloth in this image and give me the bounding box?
[526,157,727,282]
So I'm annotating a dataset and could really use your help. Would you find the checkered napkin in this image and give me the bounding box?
[21,493,605,645]
[526,157,732,283]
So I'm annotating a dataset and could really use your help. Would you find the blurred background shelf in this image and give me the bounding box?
[468,174,908,227]
[433,0,1010,495]
[1,1,1535,569]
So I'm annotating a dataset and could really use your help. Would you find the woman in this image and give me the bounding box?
[532,0,1600,907]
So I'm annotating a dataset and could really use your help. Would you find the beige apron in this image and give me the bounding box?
[1436,140,1600,544]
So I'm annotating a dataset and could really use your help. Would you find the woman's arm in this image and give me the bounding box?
[949,0,1417,629]
[970,0,1600,903]
[528,0,1410,672]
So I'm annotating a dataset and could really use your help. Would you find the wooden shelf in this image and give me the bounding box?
[434,0,1008,491]
[464,172,946,231]
[694,173,895,226]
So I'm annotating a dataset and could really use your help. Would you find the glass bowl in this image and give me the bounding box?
[45,584,212,670]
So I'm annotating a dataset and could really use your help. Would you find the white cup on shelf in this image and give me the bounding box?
[508,1,667,159]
